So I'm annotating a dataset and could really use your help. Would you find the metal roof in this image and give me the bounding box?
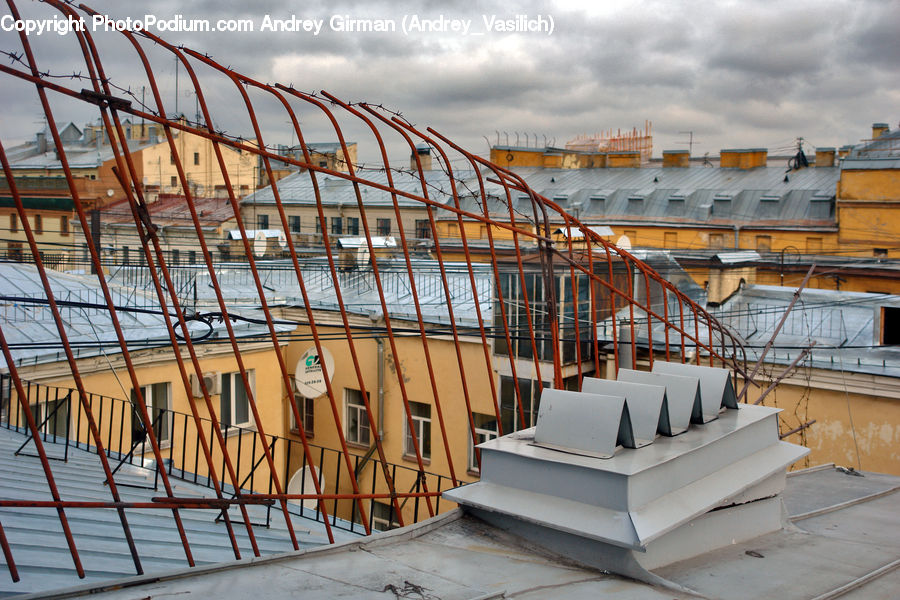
[597,279,900,379]
[0,427,355,597]
[845,127,900,163]
[106,259,494,328]
[4,137,154,171]
[0,263,290,370]
[103,196,237,229]
[41,455,900,599]
[480,165,840,225]
[241,167,477,209]
[713,284,900,378]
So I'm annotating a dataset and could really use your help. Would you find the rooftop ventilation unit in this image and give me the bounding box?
[445,361,807,591]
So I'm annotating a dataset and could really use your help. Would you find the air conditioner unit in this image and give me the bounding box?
[190,372,220,397]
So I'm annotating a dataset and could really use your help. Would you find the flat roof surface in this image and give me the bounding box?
[31,464,899,600]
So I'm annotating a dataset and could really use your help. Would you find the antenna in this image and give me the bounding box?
[678,131,697,154]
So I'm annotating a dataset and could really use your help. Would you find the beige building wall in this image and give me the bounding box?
[139,129,257,199]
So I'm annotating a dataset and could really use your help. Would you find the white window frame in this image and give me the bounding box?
[468,413,499,473]
[403,401,431,460]
[221,370,254,428]
[344,388,370,446]
[290,392,315,437]
[370,500,401,531]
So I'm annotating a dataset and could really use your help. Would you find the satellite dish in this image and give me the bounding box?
[253,230,267,257]
[616,234,632,250]
[106,189,115,197]
[277,230,287,249]
[294,346,335,399]
[287,467,326,510]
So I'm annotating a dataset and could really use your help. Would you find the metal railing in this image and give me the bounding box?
[0,374,448,535]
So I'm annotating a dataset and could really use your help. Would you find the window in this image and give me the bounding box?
[345,388,370,446]
[403,401,431,460]
[7,242,22,262]
[288,215,301,233]
[60,215,69,235]
[131,382,171,445]
[346,217,359,235]
[468,413,498,472]
[709,233,725,249]
[122,246,130,265]
[170,176,178,188]
[221,371,252,427]
[376,218,391,236]
[666,197,685,215]
[23,396,69,439]
[257,214,269,230]
[760,196,780,219]
[171,249,180,265]
[193,152,200,166]
[188,250,196,264]
[664,232,677,247]
[755,235,772,252]
[806,237,823,253]
[415,219,431,239]
[874,248,888,258]
[713,198,732,215]
[499,376,547,434]
[331,217,343,235]
[589,196,606,214]
[10,213,17,233]
[881,307,900,345]
[315,217,322,234]
[290,393,315,437]
[370,500,400,531]
[34,214,42,235]
[170,151,175,165]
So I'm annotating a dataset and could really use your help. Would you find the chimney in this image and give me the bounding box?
[815,147,835,168]
[445,360,807,588]
[838,144,854,159]
[35,131,48,154]
[412,143,432,171]
[720,148,767,169]
[872,123,889,139]
[607,151,641,168]
[662,150,690,168]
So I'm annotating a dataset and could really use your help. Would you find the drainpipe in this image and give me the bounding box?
[733,224,741,249]
[376,337,385,439]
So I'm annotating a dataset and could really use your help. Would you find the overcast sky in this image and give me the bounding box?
[2,0,898,164]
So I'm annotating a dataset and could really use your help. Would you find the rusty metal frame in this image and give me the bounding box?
[0,0,748,587]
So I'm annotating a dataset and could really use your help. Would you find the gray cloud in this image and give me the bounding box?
[1,0,896,163]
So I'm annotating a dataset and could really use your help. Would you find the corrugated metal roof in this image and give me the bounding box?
[479,165,839,225]
[106,260,494,328]
[241,168,477,209]
[0,263,289,370]
[5,138,154,171]
[597,281,900,378]
[845,127,900,162]
[0,427,355,596]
